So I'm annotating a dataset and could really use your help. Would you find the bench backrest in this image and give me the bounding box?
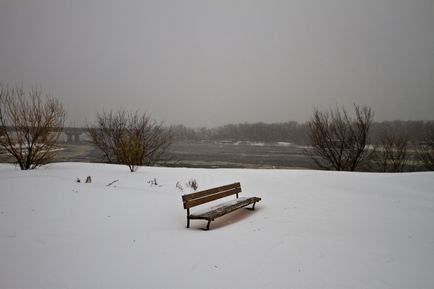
[182,182,241,209]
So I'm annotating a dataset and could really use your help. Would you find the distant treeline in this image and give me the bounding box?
[170,120,434,145]
[370,120,434,144]
[170,122,309,143]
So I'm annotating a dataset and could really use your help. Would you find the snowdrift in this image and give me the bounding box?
[1,163,433,289]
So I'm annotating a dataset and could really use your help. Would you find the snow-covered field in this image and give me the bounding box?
[0,162,433,289]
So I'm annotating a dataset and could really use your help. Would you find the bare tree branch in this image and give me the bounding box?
[0,84,66,170]
[306,105,374,171]
[87,110,173,172]
[373,131,409,172]
[417,129,434,171]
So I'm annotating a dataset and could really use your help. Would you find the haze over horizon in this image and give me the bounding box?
[1,0,433,128]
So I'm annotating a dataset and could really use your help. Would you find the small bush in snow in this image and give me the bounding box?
[176,181,183,192]
[186,178,198,191]
[147,178,158,186]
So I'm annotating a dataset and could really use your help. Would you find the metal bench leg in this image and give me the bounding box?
[201,220,211,231]
[246,202,257,211]
[186,209,191,228]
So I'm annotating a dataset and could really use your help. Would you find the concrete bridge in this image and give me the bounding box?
[63,127,88,143]
[3,126,88,144]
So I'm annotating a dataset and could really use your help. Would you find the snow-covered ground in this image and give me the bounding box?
[0,162,433,289]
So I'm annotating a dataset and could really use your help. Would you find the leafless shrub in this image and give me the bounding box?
[147,178,158,186]
[373,131,409,172]
[186,178,198,191]
[87,110,172,172]
[306,105,374,171]
[0,84,66,170]
[417,129,434,171]
[176,181,184,192]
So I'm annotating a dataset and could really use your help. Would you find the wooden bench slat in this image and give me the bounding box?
[182,182,240,202]
[183,187,241,209]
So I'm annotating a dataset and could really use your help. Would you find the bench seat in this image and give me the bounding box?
[188,196,261,221]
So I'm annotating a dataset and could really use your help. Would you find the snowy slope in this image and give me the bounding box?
[0,162,433,289]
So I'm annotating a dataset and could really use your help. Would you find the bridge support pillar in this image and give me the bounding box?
[66,133,73,144]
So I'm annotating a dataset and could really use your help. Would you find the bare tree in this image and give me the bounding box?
[417,129,434,171]
[373,131,409,172]
[87,110,172,172]
[307,105,374,171]
[0,85,66,170]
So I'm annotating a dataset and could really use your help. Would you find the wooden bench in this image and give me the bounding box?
[182,182,261,230]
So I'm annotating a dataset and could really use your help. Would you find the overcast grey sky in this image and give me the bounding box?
[1,0,433,127]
